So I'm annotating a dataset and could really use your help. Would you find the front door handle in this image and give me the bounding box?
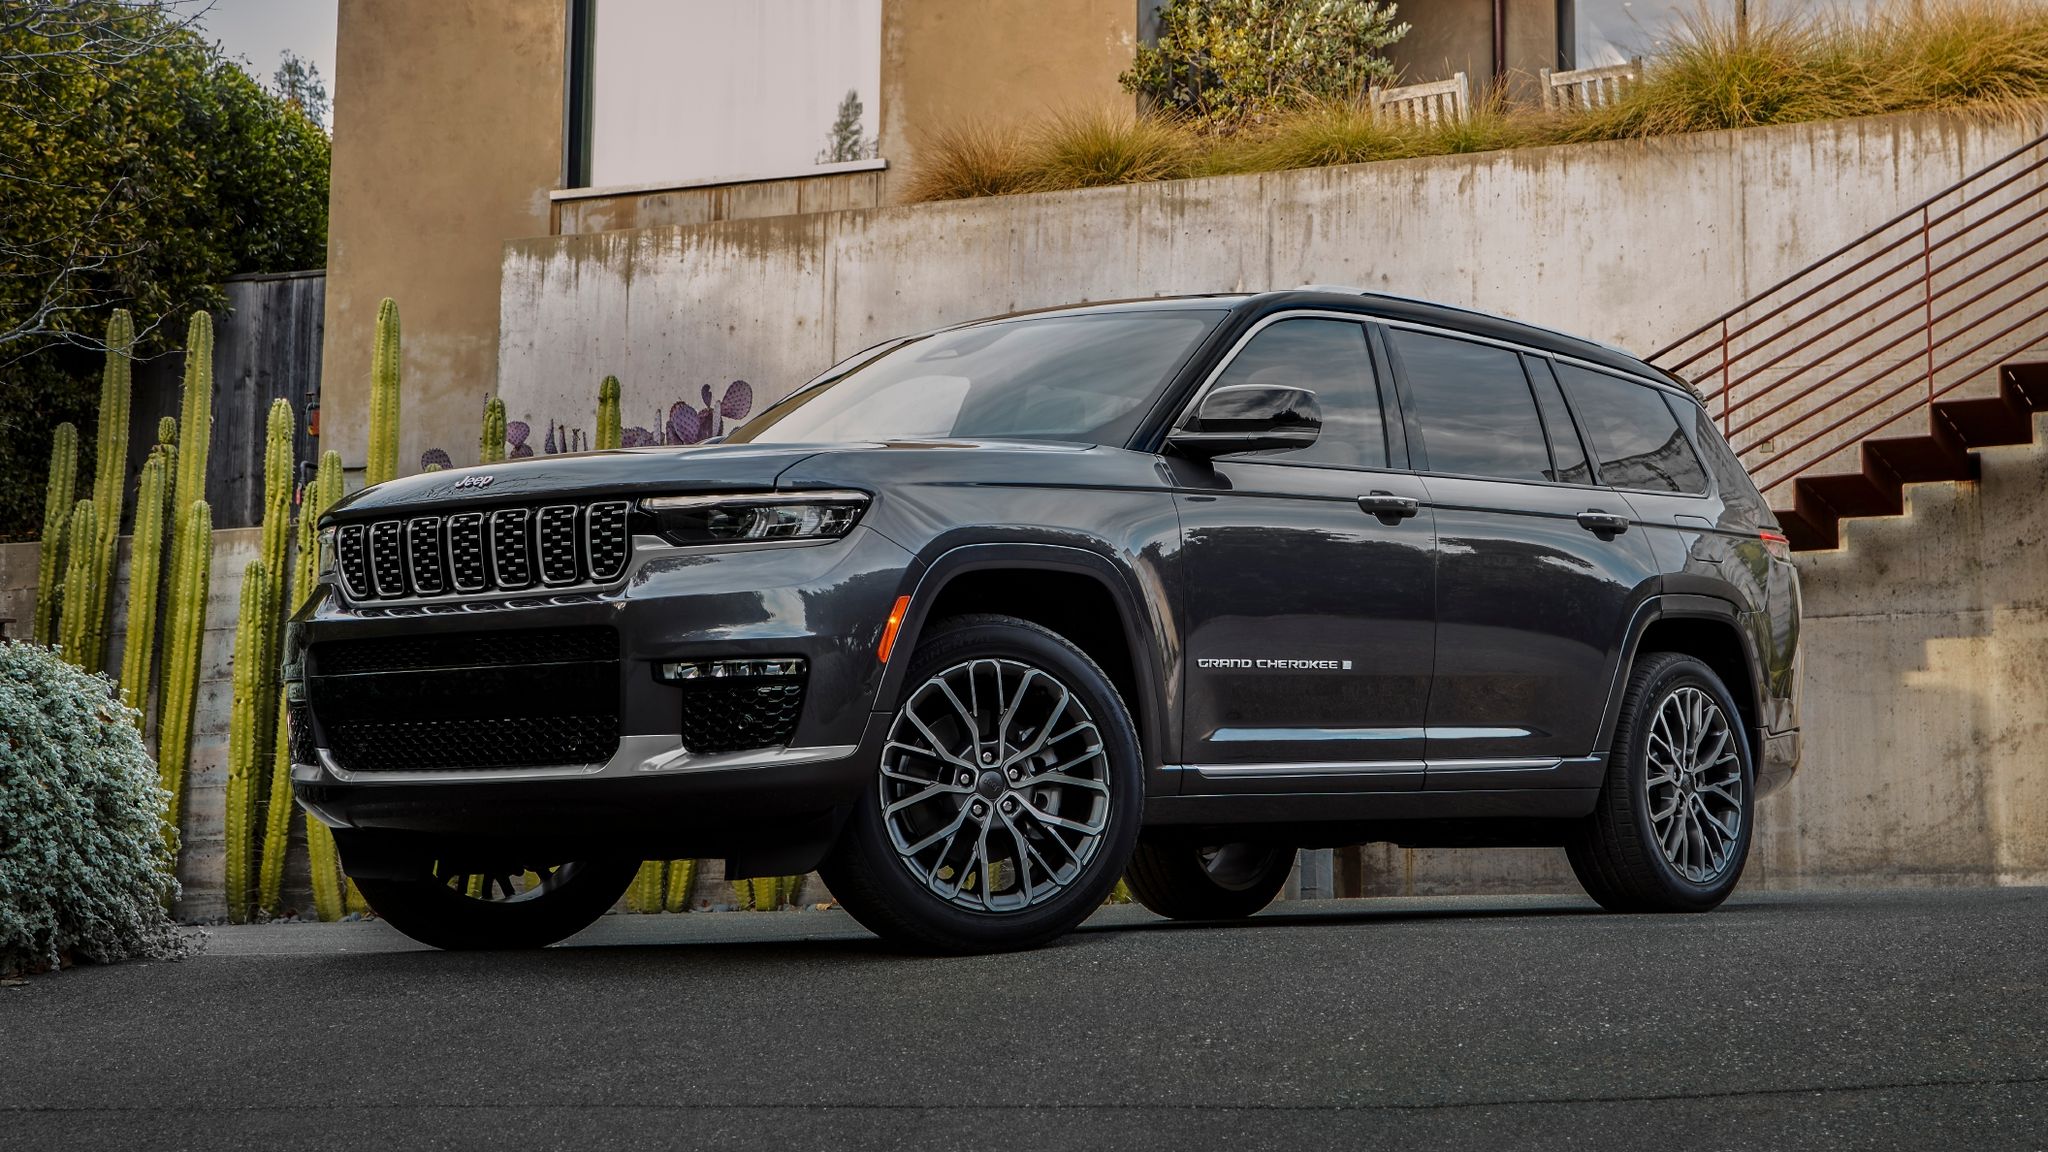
[1577,510,1631,535]
[1357,492,1421,521]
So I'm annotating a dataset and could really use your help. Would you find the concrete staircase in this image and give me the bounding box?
[1653,129,2048,551]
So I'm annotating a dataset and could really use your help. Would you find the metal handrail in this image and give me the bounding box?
[1650,126,2048,497]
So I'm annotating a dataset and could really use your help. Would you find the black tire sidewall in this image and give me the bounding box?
[1125,837,1292,921]
[827,615,1145,952]
[1620,655,1756,910]
[355,857,639,950]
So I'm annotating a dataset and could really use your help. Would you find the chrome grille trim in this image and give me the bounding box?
[405,516,446,595]
[489,508,535,590]
[537,504,581,586]
[331,500,632,604]
[447,512,487,593]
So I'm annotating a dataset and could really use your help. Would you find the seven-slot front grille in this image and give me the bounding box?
[334,500,630,602]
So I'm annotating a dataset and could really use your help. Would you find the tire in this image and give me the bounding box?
[1124,838,1292,920]
[820,614,1144,953]
[354,857,639,950]
[1567,651,1756,913]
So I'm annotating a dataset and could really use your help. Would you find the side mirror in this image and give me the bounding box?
[1167,385,1322,460]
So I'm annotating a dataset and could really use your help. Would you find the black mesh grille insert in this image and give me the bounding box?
[370,521,405,597]
[337,524,371,600]
[490,508,534,589]
[537,505,580,585]
[678,676,807,755]
[323,714,619,772]
[312,627,619,676]
[587,501,630,582]
[448,512,487,592]
[288,701,316,765]
[406,516,446,595]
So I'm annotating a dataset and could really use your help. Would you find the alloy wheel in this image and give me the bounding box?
[1645,686,1745,884]
[879,657,1112,912]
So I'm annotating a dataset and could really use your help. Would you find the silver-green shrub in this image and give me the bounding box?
[0,641,185,975]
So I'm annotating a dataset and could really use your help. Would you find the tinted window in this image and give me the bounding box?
[1554,363,1710,493]
[1388,329,1551,482]
[1525,357,1593,485]
[729,310,1224,446]
[1208,318,1386,469]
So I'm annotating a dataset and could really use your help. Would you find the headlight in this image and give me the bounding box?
[640,491,869,545]
[316,526,337,579]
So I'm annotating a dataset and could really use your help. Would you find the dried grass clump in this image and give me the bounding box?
[904,0,2048,203]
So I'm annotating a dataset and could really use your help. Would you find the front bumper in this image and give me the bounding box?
[287,525,915,862]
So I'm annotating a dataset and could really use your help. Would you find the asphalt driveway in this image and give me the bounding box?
[3,887,2044,1151]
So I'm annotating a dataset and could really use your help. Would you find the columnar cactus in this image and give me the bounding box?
[83,309,134,673]
[167,312,214,582]
[223,560,272,922]
[596,377,622,450]
[673,863,706,909]
[298,450,347,921]
[33,422,78,645]
[480,396,507,465]
[56,499,98,667]
[258,696,293,915]
[254,401,293,755]
[157,500,212,837]
[367,298,400,486]
[118,449,169,722]
[629,861,666,913]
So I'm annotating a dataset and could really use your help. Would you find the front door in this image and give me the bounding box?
[1172,315,1437,791]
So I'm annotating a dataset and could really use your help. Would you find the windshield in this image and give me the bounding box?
[726,310,1226,446]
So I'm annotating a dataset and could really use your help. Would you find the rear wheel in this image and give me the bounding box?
[354,857,638,950]
[820,615,1144,953]
[1124,838,1292,920]
[1567,651,1754,913]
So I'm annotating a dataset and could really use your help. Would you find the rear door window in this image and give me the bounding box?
[1554,363,1710,493]
[1386,328,1551,483]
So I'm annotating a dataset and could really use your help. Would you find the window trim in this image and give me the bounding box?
[1549,356,1714,497]
[1167,310,1401,473]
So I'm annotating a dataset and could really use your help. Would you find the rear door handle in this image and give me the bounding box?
[1357,492,1421,521]
[1576,510,1631,535]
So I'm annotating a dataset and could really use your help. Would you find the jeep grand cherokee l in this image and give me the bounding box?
[287,289,1802,953]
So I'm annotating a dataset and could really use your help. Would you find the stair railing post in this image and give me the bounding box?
[1922,204,1936,407]
[1720,318,1731,434]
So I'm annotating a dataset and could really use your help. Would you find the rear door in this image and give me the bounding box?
[1381,324,1660,784]
[1173,314,1437,790]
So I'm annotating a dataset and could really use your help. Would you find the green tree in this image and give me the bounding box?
[1123,0,1410,127]
[272,48,328,130]
[0,0,329,539]
[817,88,875,163]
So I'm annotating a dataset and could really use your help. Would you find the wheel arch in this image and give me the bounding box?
[1597,593,1767,768]
[876,544,1172,783]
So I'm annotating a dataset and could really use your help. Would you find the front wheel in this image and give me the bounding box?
[1566,651,1755,913]
[354,857,639,950]
[820,614,1144,953]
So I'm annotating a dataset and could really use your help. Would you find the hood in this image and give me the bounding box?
[325,443,825,519]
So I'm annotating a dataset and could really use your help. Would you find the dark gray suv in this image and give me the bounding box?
[288,289,1802,953]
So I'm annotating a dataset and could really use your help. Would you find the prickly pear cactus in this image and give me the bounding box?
[33,422,78,645]
[56,499,98,667]
[367,298,400,486]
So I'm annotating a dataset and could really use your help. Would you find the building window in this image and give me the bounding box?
[567,0,883,191]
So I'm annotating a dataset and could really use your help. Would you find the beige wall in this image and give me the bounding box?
[878,0,1137,196]
[321,0,567,476]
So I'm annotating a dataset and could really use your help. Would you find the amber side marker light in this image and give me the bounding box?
[878,595,911,664]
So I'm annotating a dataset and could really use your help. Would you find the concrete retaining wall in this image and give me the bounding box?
[496,109,2047,459]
